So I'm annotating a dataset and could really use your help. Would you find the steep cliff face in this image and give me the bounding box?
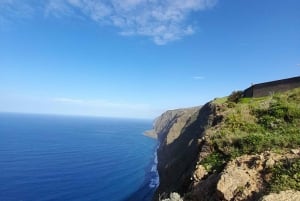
[144,107,200,139]
[153,103,219,199]
[153,88,300,201]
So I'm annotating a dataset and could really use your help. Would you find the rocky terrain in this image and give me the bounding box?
[153,88,300,201]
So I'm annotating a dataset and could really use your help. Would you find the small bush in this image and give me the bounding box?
[234,133,266,154]
[200,152,227,173]
[227,91,244,103]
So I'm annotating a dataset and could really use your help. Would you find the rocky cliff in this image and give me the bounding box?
[153,88,300,201]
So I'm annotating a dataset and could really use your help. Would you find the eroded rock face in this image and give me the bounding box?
[154,103,217,200]
[216,155,264,201]
[189,152,300,201]
[217,167,251,200]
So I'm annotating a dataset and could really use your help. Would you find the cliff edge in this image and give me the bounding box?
[153,87,300,201]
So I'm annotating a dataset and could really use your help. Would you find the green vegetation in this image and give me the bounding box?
[227,90,244,103]
[213,97,228,104]
[201,87,300,195]
[200,152,227,173]
[269,158,300,192]
[209,88,300,158]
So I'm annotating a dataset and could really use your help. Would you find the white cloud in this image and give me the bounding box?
[193,76,205,80]
[0,0,217,44]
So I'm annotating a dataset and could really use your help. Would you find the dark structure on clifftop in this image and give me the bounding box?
[243,76,300,98]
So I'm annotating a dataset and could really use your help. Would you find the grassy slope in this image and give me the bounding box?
[202,87,300,192]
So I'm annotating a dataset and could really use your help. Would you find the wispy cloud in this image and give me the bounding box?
[50,97,156,118]
[0,0,34,27]
[0,0,218,44]
[193,75,205,80]
[0,94,157,118]
[52,97,149,110]
[53,97,84,104]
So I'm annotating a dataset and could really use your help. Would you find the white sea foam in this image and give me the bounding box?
[149,144,160,188]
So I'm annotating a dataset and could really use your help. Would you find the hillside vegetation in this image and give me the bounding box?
[210,88,300,158]
[206,88,300,192]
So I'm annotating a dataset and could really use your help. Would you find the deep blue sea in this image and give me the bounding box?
[0,113,158,201]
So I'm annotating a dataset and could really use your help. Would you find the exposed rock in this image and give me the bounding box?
[264,158,275,169]
[291,149,300,155]
[189,173,220,201]
[216,155,263,201]
[217,167,250,200]
[193,165,208,182]
[162,192,183,201]
[259,190,300,201]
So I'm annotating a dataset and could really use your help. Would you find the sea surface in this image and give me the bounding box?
[0,113,158,201]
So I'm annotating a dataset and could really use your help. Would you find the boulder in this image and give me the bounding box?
[216,167,250,200]
[193,165,208,181]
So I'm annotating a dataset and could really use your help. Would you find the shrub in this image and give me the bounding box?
[200,152,227,173]
[227,91,244,103]
[234,133,266,154]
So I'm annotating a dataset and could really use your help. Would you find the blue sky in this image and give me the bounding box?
[0,0,299,119]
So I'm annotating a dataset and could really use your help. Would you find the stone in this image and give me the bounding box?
[265,158,275,169]
[193,165,208,181]
[162,193,183,201]
[291,149,300,155]
[216,167,250,200]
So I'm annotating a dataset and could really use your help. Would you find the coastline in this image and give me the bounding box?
[143,129,158,139]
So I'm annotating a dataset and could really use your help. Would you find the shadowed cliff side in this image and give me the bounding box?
[153,103,219,200]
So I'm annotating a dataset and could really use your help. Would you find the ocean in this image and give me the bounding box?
[0,113,158,201]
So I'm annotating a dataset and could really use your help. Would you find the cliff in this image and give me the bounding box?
[144,107,200,139]
[153,87,300,201]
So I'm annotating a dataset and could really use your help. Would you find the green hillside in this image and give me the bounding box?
[205,87,300,192]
